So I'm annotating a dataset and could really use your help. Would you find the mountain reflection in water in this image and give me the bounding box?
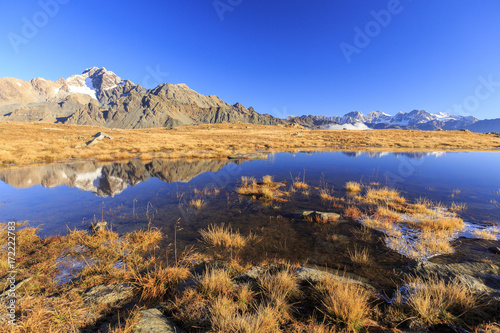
[0,158,240,197]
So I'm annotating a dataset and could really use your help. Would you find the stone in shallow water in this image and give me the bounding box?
[301,210,341,221]
[132,308,182,333]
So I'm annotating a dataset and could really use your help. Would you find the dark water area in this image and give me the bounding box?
[1,152,499,289]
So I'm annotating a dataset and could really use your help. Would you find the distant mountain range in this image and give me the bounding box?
[0,68,498,132]
[287,110,499,132]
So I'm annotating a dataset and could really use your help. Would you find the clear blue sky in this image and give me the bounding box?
[1,0,499,119]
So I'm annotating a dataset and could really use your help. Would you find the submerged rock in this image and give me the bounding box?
[132,309,182,333]
[302,211,341,221]
[89,221,107,234]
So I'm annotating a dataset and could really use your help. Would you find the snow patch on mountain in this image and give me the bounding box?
[322,122,371,130]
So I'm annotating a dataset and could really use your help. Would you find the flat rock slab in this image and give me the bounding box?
[83,283,134,305]
[132,309,182,333]
[237,265,374,290]
[228,153,268,160]
[412,261,500,294]
[302,211,341,221]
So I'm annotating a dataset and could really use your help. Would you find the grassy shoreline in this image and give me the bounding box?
[1,179,499,331]
[1,122,500,168]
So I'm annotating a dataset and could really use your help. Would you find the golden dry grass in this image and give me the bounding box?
[314,276,372,331]
[0,223,168,332]
[472,227,498,240]
[363,187,406,204]
[293,181,309,190]
[194,187,221,196]
[257,267,301,301]
[134,264,191,303]
[237,176,287,202]
[346,246,370,266]
[361,216,402,237]
[210,300,282,333]
[2,122,498,168]
[197,268,234,298]
[404,275,482,326]
[344,206,362,219]
[199,224,252,249]
[189,198,205,209]
[262,175,273,184]
[319,190,338,202]
[374,206,402,222]
[345,181,362,192]
[305,215,338,224]
[406,216,464,232]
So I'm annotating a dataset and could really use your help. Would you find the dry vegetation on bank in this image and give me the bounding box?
[1,213,498,332]
[1,121,500,167]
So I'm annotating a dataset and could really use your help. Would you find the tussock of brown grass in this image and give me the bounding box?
[126,228,163,253]
[293,181,309,190]
[257,267,301,301]
[363,187,406,204]
[262,175,273,184]
[320,190,337,202]
[210,300,282,333]
[472,227,498,240]
[194,187,221,196]
[199,224,252,249]
[305,214,338,224]
[240,176,256,186]
[385,232,454,260]
[345,181,362,192]
[404,275,482,326]
[315,276,371,331]
[449,202,467,212]
[134,264,191,303]
[237,176,287,201]
[344,206,362,219]
[346,246,370,266]
[189,198,205,209]
[406,216,464,232]
[197,268,234,298]
[361,216,402,237]
[374,206,402,222]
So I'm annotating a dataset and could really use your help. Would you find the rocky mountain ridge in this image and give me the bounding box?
[0,67,283,128]
[287,110,491,132]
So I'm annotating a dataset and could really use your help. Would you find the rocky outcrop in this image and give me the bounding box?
[132,309,182,333]
[411,261,500,294]
[0,67,285,129]
[83,283,134,305]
